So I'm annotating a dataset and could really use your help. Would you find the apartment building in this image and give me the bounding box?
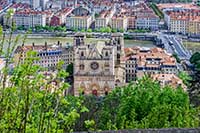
[135,14,159,30]
[109,2,159,31]
[92,0,116,13]
[124,47,178,82]
[188,19,200,35]
[66,16,92,30]
[170,17,188,34]
[152,74,187,90]
[165,10,200,35]
[66,6,93,30]
[12,9,52,28]
[111,15,128,31]
[95,8,115,29]
[127,16,136,30]
[50,8,73,26]
[30,0,40,9]
[14,42,73,70]
[3,3,30,27]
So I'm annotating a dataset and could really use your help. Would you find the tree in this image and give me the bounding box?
[190,52,200,71]
[178,71,191,86]
[74,77,200,131]
[35,25,43,32]
[81,29,86,32]
[87,28,92,33]
[104,27,112,33]
[189,52,200,106]
[66,63,73,76]
[54,26,66,32]
[119,28,124,33]
[173,53,181,63]
[112,29,117,33]
[17,26,25,30]
[0,11,87,132]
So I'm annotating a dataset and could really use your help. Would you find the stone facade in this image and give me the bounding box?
[73,33,125,96]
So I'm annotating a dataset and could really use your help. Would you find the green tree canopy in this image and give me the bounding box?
[75,77,200,131]
[189,52,200,106]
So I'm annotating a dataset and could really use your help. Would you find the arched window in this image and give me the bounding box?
[82,91,85,95]
[80,64,85,70]
[105,91,108,95]
[92,90,98,96]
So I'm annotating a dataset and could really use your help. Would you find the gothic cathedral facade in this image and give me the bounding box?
[73,33,125,96]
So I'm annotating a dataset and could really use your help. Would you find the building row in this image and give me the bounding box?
[14,41,73,70]
[164,9,200,35]
[14,33,185,96]
[3,2,159,31]
[157,3,200,35]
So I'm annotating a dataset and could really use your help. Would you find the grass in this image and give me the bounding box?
[183,40,200,53]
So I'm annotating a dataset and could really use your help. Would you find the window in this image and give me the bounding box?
[92,90,98,96]
[105,51,108,57]
[80,64,85,70]
[105,91,108,95]
[81,51,84,57]
[82,91,85,95]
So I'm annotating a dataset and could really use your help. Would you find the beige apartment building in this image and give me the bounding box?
[127,16,136,30]
[66,16,92,30]
[12,9,50,28]
[188,19,200,35]
[66,6,93,30]
[95,8,115,29]
[169,18,188,34]
[165,10,200,35]
[111,16,128,31]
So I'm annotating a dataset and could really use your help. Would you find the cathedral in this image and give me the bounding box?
[73,33,125,96]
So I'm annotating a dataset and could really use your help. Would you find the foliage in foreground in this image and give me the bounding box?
[189,52,200,106]
[75,77,200,131]
[0,10,200,132]
[0,13,86,132]
[0,52,86,132]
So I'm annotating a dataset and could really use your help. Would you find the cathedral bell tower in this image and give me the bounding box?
[110,33,125,65]
[73,33,85,47]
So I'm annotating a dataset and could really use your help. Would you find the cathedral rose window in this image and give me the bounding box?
[90,62,99,70]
